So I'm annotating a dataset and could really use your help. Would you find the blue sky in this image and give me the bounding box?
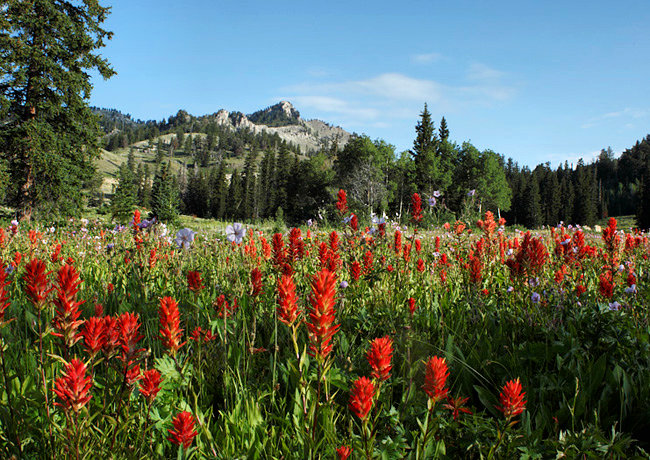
[90,0,650,167]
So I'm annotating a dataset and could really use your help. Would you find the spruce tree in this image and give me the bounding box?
[150,162,179,223]
[111,163,137,222]
[410,103,439,195]
[439,116,450,141]
[227,169,243,218]
[523,175,542,228]
[241,150,258,219]
[637,158,650,230]
[0,0,115,218]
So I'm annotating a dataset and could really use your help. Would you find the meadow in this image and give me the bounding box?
[0,192,648,459]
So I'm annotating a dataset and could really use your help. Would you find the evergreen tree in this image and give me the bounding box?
[523,175,542,228]
[156,139,165,164]
[258,150,277,218]
[241,149,258,219]
[150,162,179,223]
[227,169,243,218]
[208,163,227,219]
[0,0,115,218]
[637,158,650,230]
[275,147,291,212]
[410,103,439,194]
[574,160,597,225]
[439,116,449,141]
[111,163,137,222]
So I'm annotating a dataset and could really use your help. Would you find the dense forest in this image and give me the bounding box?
[100,104,650,229]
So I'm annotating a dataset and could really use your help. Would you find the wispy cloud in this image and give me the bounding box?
[467,63,505,81]
[581,107,648,128]
[279,70,515,129]
[411,52,443,64]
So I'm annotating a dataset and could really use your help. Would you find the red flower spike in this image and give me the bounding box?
[443,395,473,421]
[159,296,185,356]
[139,369,163,404]
[186,270,204,293]
[277,274,300,327]
[168,411,198,449]
[367,336,393,381]
[423,356,449,403]
[337,446,353,460]
[496,378,527,419]
[336,189,348,215]
[117,312,145,362]
[250,267,263,297]
[23,259,53,308]
[306,269,339,361]
[53,358,92,413]
[52,264,85,349]
[80,316,106,359]
[0,262,12,328]
[349,376,375,420]
[408,297,416,316]
[411,192,423,222]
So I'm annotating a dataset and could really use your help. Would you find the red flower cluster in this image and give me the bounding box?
[306,269,339,361]
[496,378,526,420]
[0,262,11,328]
[336,189,348,215]
[167,411,198,449]
[80,316,105,359]
[190,326,216,343]
[159,296,185,356]
[348,376,375,420]
[24,259,53,308]
[505,232,549,278]
[277,273,300,327]
[598,271,614,298]
[336,445,353,460]
[443,395,473,421]
[250,267,263,297]
[423,356,449,403]
[53,358,92,413]
[139,368,162,404]
[367,336,393,381]
[52,264,85,349]
[186,270,204,293]
[411,193,423,223]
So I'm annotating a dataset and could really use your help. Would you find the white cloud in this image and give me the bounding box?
[467,63,505,81]
[582,107,648,129]
[412,52,443,64]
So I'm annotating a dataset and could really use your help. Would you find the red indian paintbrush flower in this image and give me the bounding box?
[443,395,473,421]
[250,267,263,297]
[168,411,198,449]
[336,446,353,460]
[306,269,339,361]
[53,358,92,413]
[139,368,163,404]
[52,264,85,349]
[80,316,105,359]
[496,378,527,420]
[102,315,120,358]
[423,356,449,403]
[186,270,204,293]
[277,273,300,327]
[350,261,361,281]
[159,296,185,356]
[23,258,53,308]
[411,192,423,222]
[348,376,375,420]
[117,312,145,363]
[367,336,393,381]
[408,297,416,316]
[0,262,11,328]
[336,189,348,215]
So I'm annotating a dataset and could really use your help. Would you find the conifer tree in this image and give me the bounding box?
[209,162,227,219]
[0,0,115,218]
[439,116,449,141]
[410,103,439,195]
[523,175,542,228]
[241,150,258,219]
[227,169,243,218]
[637,158,650,230]
[150,162,179,223]
[111,163,137,222]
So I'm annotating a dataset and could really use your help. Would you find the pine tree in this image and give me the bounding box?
[150,162,179,223]
[410,103,439,195]
[111,163,137,222]
[156,139,165,164]
[0,0,115,218]
[241,150,258,219]
[227,169,243,218]
[637,158,650,230]
[439,116,449,141]
[523,175,542,228]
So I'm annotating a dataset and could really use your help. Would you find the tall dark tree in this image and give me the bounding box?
[241,149,258,219]
[439,116,449,141]
[111,163,137,222]
[0,0,115,219]
[227,169,243,218]
[410,103,439,195]
[522,175,542,228]
[637,157,650,230]
[150,161,179,223]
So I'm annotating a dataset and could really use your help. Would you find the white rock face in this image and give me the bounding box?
[211,102,351,153]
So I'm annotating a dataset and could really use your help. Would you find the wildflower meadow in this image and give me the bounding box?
[0,192,649,459]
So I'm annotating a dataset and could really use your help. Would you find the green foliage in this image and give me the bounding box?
[0,0,115,219]
[150,161,180,223]
[111,163,137,222]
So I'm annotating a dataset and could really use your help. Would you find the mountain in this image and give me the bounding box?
[212,101,351,153]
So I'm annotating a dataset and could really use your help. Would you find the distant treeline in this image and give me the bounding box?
[101,106,650,229]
